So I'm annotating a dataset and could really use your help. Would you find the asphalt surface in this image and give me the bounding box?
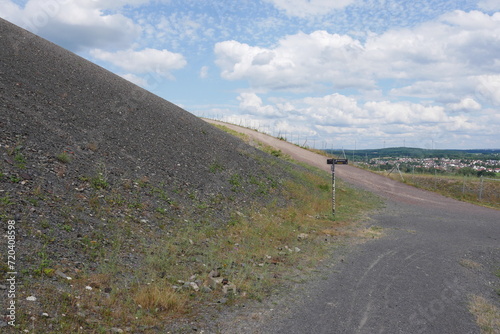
[206,120,500,334]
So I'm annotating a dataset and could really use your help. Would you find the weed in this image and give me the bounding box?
[87,142,98,151]
[229,173,243,191]
[209,161,225,173]
[156,207,167,214]
[10,175,21,183]
[469,295,500,334]
[318,183,330,192]
[133,283,188,313]
[27,198,39,206]
[460,259,482,269]
[91,173,109,189]
[56,152,72,163]
[40,219,50,229]
[34,247,52,277]
[271,149,282,157]
[14,151,26,168]
[0,195,13,206]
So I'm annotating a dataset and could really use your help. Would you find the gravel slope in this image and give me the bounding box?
[207,120,500,334]
[0,18,296,332]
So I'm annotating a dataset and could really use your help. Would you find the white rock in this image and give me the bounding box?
[26,296,37,301]
[85,286,92,291]
[297,233,309,241]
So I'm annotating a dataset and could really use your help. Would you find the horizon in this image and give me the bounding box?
[1,0,499,150]
[324,147,500,152]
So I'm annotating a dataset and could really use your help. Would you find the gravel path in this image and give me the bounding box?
[206,120,500,334]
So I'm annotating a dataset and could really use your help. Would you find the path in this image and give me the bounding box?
[205,119,500,333]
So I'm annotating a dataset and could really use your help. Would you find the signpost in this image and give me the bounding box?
[327,158,348,216]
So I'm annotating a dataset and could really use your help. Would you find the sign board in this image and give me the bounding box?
[327,158,348,165]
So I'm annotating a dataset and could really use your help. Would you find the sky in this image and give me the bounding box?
[1,0,500,150]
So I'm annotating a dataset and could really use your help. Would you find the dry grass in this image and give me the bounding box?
[460,259,483,270]
[469,295,500,334]
[133,283,188,313]
[380,172,500,209]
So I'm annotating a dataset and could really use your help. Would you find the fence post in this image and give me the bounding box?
[462,176,466,194]
[479,176,484,200]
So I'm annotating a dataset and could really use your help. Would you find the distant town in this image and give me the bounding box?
[326,147,500,177]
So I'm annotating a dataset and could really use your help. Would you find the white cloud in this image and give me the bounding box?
[215,10,500,108]
[0,0,142,51]
[478,0,500,11]
[237,93,283,117]
[264,0,355,17]
[121,73,149,87]
[90,48,187,79]
[447,98,482,112]
[205,90,491,149]
[303,94,370,126]
[200,66,209,79]
[214,31,367,91]
[474,75,500,106]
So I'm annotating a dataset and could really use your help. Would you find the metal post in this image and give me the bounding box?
[327,158,348,217]
[331,162,336,216]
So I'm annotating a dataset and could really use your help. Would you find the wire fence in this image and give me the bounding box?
[376,169,500,208]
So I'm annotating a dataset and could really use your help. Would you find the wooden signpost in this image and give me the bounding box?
[326,158,348,216]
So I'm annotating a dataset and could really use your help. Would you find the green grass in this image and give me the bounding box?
[378,171,499,209]
[56,152,72,163]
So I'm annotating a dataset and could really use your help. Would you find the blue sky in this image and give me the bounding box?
[1,0,500,149]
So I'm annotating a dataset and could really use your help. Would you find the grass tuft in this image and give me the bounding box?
[469,295,500,334]
[134,283,188,314]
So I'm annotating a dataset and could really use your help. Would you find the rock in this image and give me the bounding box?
[208,269,220,278]
[217,297,228,304]
[0,320,7,328]
[41,313,49,318]
[55,270,71,280]
[0,284,7,290]
[110,328,124,333]
[189,282,200,292]
[209,276,224,289]
[85,286,92,291]
[26,296,37,301]
[294,247,301,252]
[201,286,212,293]
[297,233,309,241]
[222,279,237,295]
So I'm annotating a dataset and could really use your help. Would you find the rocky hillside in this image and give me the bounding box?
[0,18,303,332]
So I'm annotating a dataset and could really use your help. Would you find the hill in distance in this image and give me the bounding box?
[326,147,500,160]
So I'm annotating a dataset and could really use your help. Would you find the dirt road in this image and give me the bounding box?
[206,119,500,333]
